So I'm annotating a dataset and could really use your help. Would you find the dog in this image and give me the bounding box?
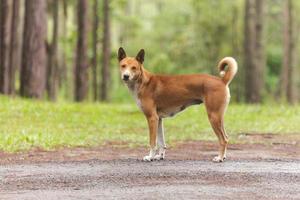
[118,47,237,162]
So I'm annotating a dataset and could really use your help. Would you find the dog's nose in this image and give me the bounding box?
[123,75,129,81]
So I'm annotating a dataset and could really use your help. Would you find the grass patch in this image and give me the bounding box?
[0,96,299,152]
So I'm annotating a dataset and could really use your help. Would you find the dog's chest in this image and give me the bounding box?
[128,84,142,110]
[134,94,142,110]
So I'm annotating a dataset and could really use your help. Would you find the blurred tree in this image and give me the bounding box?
[279,0,297,103]
[254,0,267,99]
[74,0,89,101]
[101,0,111,101]
[0,0,297,103]
[47,0,59,101]
[230,1,244,102]
[8,0,20,95]
[59,0,70,99]
[0,0,12,94]
[92,0,99,101]
[117,0,129,46]
[193,1,231,74]
[20,0,47,98]
[244,0,266,103]
[9,0,21,94]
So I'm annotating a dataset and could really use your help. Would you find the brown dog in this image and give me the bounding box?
[118,47,237,162]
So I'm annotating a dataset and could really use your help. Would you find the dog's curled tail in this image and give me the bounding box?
[218,57,238,85]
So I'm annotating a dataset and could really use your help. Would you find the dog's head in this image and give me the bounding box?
[118,47,144,83]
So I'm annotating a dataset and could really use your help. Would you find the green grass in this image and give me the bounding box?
[0,96,299,152]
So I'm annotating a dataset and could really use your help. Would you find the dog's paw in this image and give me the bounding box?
[143,155,154,162]
[212,156,226,163]
[153,154,164,161]
[153,148,165,161]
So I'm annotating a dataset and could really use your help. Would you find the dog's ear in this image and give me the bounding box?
[136,49,145,64]
[118,47,126,62]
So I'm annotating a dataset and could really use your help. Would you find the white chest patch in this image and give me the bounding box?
[128,83,142,111]
[134,93,142,110]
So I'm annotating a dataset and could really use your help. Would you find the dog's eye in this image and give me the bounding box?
[132,66,137,70]
[121,65,126,68]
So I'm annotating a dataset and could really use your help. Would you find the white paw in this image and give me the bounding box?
[143,155,153,162]
[212,156,226,163]
[153,154,164,161]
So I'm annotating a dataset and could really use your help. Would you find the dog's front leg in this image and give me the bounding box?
[143,114,159,161]
[154,118,166,160]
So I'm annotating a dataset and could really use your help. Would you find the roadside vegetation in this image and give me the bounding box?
[0,96,299,152]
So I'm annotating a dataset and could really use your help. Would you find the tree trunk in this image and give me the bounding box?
[0,0,12,94]
[101,0,111,101]
[74,0,89,101]
[60,0,69,99]
[254,0,266,101]
[280,0,297,104]
[244,0,266,103]
[8,0,20,95]
[20,0,47,99]
[47,0,59,101]
[92,0,99,101]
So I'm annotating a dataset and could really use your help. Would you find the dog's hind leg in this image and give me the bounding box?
[208,112,228,162]
[154,118,166,160]
[205,94,229,162]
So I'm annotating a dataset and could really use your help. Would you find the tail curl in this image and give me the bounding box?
[218,57,238,85]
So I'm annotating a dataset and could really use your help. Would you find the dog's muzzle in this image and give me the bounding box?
[123,74,129,81]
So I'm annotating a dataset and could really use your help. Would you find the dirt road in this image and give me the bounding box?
[0,159,300,200]
[0,139,300,200]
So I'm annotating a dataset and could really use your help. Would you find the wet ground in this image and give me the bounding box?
[0,137,300,200]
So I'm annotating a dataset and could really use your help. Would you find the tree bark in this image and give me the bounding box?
[253,0,266,101]
[244,0,266,103]
[20,0,47,99]
[47,0,59,101]
[8,0,20,95]
[74,0,89,101]
[92,0,99,101]
[101,0,111,101]
[280,0,297,104]
[0,0,12,94]
[60,0,68,99]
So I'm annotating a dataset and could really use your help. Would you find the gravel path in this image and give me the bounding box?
[1,159,299,200]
